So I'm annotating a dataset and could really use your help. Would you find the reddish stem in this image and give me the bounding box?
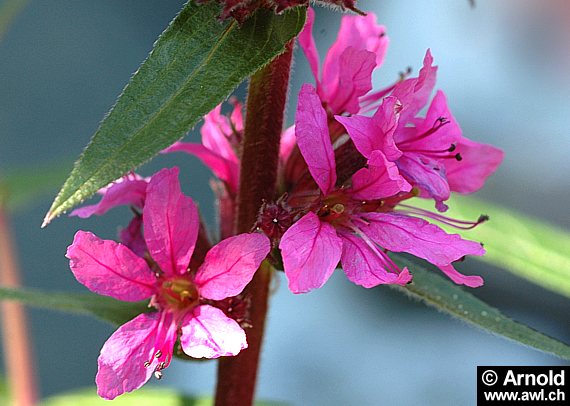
[0,206,39,406]
[214,41,294,406]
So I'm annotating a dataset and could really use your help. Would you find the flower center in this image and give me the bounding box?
[156,276,199,311]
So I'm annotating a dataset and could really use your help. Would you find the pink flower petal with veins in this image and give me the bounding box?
[396,153,450,212]
[392,49,438,125]
[361,212,485,268]
[66,231,155,301]
[298,7,320,83]
[437,264,484,288]
[445,138,504,194]
[180,305,247,358]
[118,216,146,258]
[162,142,239,194]
[340,232,412,287]
[201,105,239,163]
[96,312,177,400]
[295,84,337,195]
[279,212,343,294]
[70,175,147,218]
[326,47,376,114]
[194,233,270,301]
[143,167,199,276]
[335,96,402,161]
[351,150,411,200]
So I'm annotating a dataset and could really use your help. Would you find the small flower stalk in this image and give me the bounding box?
[66,3,503,402]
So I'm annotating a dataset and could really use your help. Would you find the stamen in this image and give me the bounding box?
[398,117,451,148]
[397,204,489,230]
[143,360,151,368]
[155,350,162,359]
[154,371,163,380]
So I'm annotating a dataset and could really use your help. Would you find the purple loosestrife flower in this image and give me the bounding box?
[66,168,270,399]
[277,84,486,293]
[337,51,504,212]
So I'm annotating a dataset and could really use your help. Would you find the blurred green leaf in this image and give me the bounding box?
[42,387,287,405]
[0,286,149,326]
[0,161,71,213]
[409,195,570,298]
[44,2,306,225]
[393,255,570,360]
[0,0,28,41]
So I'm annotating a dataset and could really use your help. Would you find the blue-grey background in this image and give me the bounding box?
[0,0,569,405]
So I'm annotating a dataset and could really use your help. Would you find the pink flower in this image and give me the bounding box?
[337,50,504,211]
[277,84,485,293]
[299,7,389,115]
[66,167,270,399]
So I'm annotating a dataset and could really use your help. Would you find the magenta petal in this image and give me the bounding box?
[180,305,247,359]
[70,175,147,218]
[194,233,270,301]
[351,150,411,200]
[279,125,296,163]
[445,138,504,194]
[437,264,484,288]
[295,84,337,195]
[66,231,155,301]
[201,105,239,162]
[392,49,438,125]
[322,12,388,95]
[96,312,177,400]
[118,216,147,258]
[361,212,486,267]
[298,7,320,83]
[396,153,450,211]
[326,47,376,114]
[279,212,342,294]
[340,232,412,287]
[143,168,199,276]
[335,96,402,160]
[162,142,239,194]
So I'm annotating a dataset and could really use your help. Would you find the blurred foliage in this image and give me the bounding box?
[409,195,570,299]
[0,0,28,41]
[394,254,570,360]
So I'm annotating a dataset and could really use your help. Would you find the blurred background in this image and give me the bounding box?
[0,0,569,404]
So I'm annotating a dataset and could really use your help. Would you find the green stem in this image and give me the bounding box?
[214,40,294,406]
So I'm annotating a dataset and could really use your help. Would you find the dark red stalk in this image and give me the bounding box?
[214,40,294,406]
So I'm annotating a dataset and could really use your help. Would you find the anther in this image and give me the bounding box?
[448,144,456,152]
[154,371,163,380]
[143,360,151,368]
[272,218,278,223]
[455,153,463,161]
[155,350,162,359]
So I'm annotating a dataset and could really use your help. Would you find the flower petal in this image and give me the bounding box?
[437,264,484,288]
[66,231,155,301]
[118,216,147,258]
[143,167,199,276]
[180,305,247,358]
[444,138,504,194]
[194,233,270,301]
[162,142,239,194]
[392,49,437,125]
[96,312,177,400]
[340,232,412,287]
[70,174,147,218]
[351,150,411,200]
[322,12,388,97]
[298,7,320,83]
[335,96,402,160]
[279,212,342,294]
[361,212,485,267]
[326,47,376,114]
[201,105,239,163]
[279,125,296,164]
[396,153,450,212]
[295,84,337,195]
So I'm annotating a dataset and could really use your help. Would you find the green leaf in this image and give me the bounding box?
[408,195,570,299]
[42,387,287,405]
[44,2,306,226]
[0,160,71,213]
[392,255,570,360]
[0,286,149,326]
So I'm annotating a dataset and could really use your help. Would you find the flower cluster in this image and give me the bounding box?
[67,6,502,399]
